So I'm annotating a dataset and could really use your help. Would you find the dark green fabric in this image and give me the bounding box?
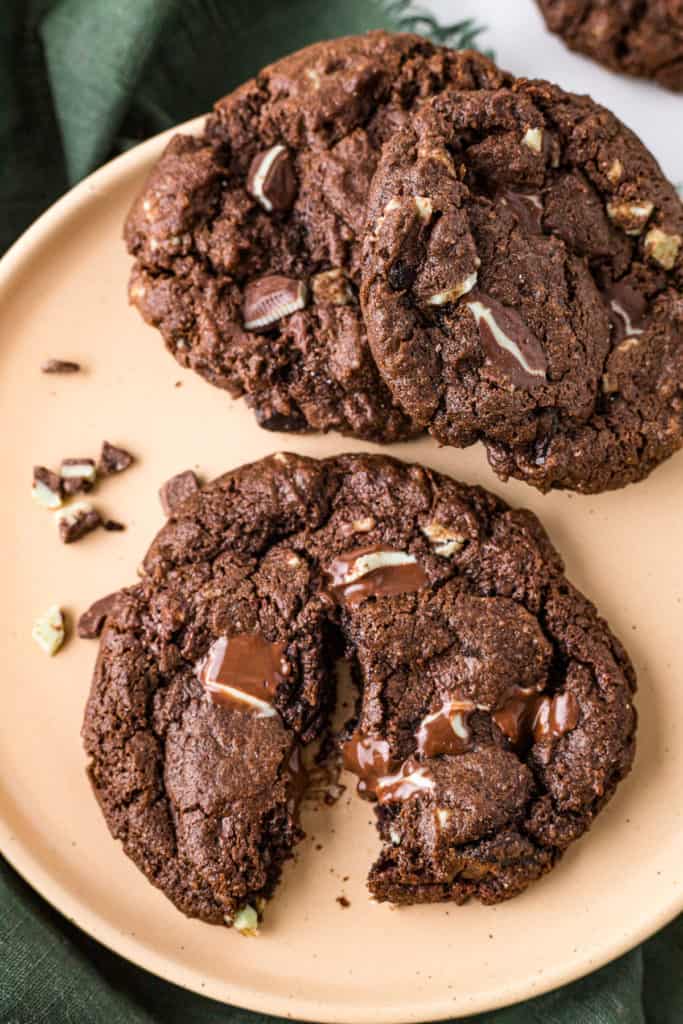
[0,1,680,1020]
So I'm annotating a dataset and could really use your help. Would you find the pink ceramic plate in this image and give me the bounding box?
[0,119,681,1022]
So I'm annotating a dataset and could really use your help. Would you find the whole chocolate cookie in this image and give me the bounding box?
[537,0,683,91]
[361,81,683,492]
[83,452,636,927]
[124,32,508,440]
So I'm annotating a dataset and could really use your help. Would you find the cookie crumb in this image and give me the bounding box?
[60,458,97,496]
[32,466,63,509]
[56,501,101,543]
[77,593,120,639]
[159,469,201,515]
[32,605,65,655]
[103,519,125,532]
[336,896,350,908]
[41,359,80,374]
[98,441,134,476]
[233,905,259,936]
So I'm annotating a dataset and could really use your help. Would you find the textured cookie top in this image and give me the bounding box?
[83,453,636,925]
[361,79,683,492]
[124,32,507,442]
[537,0,683,92]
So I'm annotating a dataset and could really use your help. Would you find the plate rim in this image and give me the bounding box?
[1,118,681,1024]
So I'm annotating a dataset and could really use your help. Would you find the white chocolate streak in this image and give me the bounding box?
[205,682,277,718]
[610,299,644,338]
[250,144,286,212]
[341,550,417,585]
[466,300,546,380]
[428,271,478,307]
[376,765,434,802]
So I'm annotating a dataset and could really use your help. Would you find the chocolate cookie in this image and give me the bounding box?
[124,32,508,440]
[361,81,683,492]
[83,452,636,926]
[537,0,683,91]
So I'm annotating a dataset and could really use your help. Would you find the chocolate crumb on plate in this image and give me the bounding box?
[159,469,200,515]
[98,441,134,475]
[32,466,63,509]
[60,458,97,496]
[41,359,80,374]
[103,519,125,532]
[32,605,66,655]
[336,896,350,908]
[78,593,121,639]
[56,501,102,543]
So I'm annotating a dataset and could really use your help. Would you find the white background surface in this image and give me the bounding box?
[425,0,682,185]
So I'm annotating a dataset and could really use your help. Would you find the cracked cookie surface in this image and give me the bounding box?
[124,31,508,441]
[537,0,683,91]
[361,80,683,492]
[83,453,636,926]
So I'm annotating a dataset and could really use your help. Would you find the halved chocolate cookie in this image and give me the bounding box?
[361,81,683,492]
[124,31,508,441]
[83,452,636,928]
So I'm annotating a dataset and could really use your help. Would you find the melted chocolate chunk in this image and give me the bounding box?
[343,730,435,805]
[247,144,298,212]
[197,633,289,714]
[500,190,544,234]
[77,592,121,639]
[375,758,435,805]
[603,281,647,344]
[327,545,427,605]
[467,293,548,390]
[342,729,393,797]
[159,469,200,515]
[533,692,580,743]
[493,687,580,749]
[492,687,544,748]
[416,700,475,758]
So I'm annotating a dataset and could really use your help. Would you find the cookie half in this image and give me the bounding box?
[537,0,683,91]
[124,31,508,441]
[361,81,683,492]
[83,452,636,926]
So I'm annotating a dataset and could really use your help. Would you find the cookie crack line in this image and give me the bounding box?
[83,452,636,929]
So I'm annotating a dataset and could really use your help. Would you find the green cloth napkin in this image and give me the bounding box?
[1,1,681,1021]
